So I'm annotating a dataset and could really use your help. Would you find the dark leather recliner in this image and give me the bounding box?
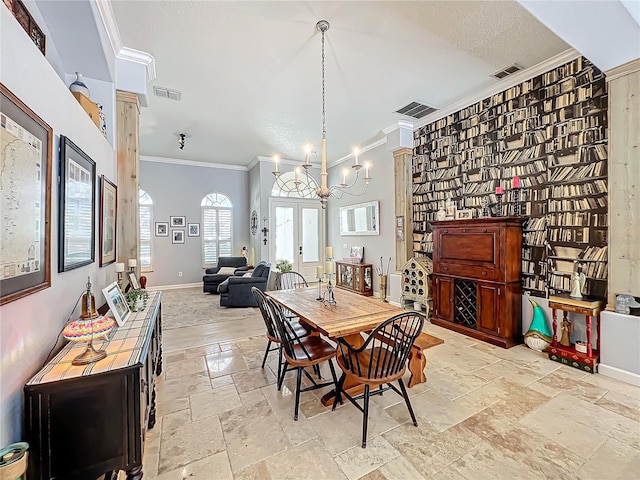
[218,261,271,307]
[202,256,248,294]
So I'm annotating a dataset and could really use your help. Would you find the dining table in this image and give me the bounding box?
[266,286,436,406]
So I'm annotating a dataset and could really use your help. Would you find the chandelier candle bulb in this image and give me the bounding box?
[325,261,334,274]
[304,145,311,166]
[274,155,279,174]
[354,147,359,165]
[326,246,333,258]
[342,169,348,186]
[365,162,370,179]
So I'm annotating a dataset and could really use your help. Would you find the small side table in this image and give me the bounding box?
[547,294,603,373]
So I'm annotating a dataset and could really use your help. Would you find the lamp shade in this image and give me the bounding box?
[63,316,115,343]
[114,262,125,273]
[128,259,137,268]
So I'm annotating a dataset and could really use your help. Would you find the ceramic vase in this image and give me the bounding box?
[69,72,90,98]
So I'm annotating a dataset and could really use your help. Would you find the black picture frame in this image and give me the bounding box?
[0,83,52,305]
[170,216,185,227]
[188,223,200,237]
[99,175,117,266]
[172,230,185,244]
[155,222,168,237]
[58,136,96,272]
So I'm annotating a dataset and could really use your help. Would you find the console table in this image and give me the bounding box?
[335,261,373,296]
[547,294,602,373]
[24,291,163,480]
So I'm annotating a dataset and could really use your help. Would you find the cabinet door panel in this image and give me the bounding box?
[434,276,454,321]
[478,284,500,335]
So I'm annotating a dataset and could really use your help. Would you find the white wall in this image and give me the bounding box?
[139,159,250,287]
[0,8,117,445]
[326,143,396,297]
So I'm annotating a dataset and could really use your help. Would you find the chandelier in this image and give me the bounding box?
[272,20,371,208]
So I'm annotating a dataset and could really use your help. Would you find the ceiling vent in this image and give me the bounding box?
[492,64,522,79]
[395,101,438,119]
[153,86,182,101]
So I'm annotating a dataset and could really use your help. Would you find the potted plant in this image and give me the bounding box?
[275,259,293,273]
[125,288,149,312]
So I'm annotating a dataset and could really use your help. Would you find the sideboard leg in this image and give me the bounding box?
[126,465,143,480]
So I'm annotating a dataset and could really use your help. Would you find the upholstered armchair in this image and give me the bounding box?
[218,261,271,307]
[202,256,249,294]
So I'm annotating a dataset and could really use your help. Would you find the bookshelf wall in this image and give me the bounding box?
[412,56,608,300]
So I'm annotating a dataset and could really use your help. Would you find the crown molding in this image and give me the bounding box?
[328,137,387,168]
[117,47,157,82]
[606,57,640,81]
[411,48,580,130]
[141,155,248,171]
[93,0,123,56]
[256,155,314,167]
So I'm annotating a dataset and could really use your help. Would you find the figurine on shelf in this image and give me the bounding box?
[570,261,586,299]
[559,317,573,347]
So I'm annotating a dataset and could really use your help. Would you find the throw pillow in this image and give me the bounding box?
[217,267,237,275]
[243,272,253,277]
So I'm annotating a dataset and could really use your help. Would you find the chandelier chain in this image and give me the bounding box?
[321,26,326,139]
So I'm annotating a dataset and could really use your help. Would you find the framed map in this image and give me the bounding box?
[58,136,96,272]
[99,175,117,266]
[0,83,52,305]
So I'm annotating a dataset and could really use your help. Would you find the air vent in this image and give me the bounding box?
[395,101,438,119]
[153,86,182,101]
[492,64,522,79]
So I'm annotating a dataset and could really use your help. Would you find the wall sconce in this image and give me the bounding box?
[114,262,125,289]
[262,217,269,245]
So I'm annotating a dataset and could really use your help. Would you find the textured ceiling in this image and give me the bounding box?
[110,1,568,167]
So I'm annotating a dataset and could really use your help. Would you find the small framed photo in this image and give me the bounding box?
[188,223,200,237]
[173,229,185,244]
[155,222,169,237]
[350,246,364,261]
[102,281,130,327]
[396,216,403,228]
[170,216,186,227]
[455,209,473,220]
[127,271,140,290]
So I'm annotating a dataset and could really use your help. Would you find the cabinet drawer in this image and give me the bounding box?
[434,262,499,282]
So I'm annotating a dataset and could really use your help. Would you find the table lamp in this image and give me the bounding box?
[63,277,115,365]
[114,262,125,289]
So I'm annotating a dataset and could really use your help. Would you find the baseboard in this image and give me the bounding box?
[389,300,401,307]
[147,282,201,291]
[598,364,640,387]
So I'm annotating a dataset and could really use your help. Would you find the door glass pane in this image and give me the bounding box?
[275,206,295,264]
[301,208,319,262]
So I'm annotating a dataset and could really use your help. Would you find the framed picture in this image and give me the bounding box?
[170,216,186,227]
[58,136,96,272]
[99,175,117,266]
[350,246,364,261]
[188,223,200,237]
[0,84,53,305]
[396,216,404,228]
[173,229,185,244]
[155,222,168,237]
[455,209,473,220]
[102,281,130,327]
[127,270,140,290]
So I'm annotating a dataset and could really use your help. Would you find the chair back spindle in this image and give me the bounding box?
[275,271,309,291]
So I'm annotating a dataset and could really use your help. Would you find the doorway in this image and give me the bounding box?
[269,199,324,280]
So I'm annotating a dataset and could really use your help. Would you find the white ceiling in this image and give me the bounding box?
[110,1,569,167]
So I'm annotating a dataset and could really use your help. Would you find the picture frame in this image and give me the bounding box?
[173,229,185,244]
[58,136,96,272]
[0,83,52,305]
[170,216,186,227]
[99,175,117,266]
[455,209,473,220]
[127,270,140,290]
[188,223,200,237]
[102,281,130,327]
[155,222,169,237]
[350,246,364,262]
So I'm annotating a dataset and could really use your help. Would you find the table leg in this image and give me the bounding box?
[407,346,426,388]
[586,315,593,357]
[596,314,601,354]
[320,333,365,407]
[552,308,557,346]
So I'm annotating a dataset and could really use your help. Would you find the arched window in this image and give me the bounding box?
[201,192,233,265]
[139,188,153,271]
[271,171,319,198]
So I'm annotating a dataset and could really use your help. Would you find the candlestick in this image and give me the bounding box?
[326,246,333,258]
[495,186,504,195]
[315,266,323,278]
[325,261,334,275]
[495,193,504,217]
[512,176,520,189]
[128,259,137,271]
[512,186,521,216]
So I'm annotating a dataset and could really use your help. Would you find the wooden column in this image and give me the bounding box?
[116,91,140,277]
[393,147,413,270]
[605,59,640,309]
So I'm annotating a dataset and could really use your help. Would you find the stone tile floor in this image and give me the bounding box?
[138,288,640,479]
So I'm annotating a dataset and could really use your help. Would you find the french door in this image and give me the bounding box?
[269,199,324,280]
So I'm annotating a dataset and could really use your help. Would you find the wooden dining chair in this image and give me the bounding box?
[251,287,312,388]
[275,271,308,290]
[332,312,425,447]
[265,296,339,421]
